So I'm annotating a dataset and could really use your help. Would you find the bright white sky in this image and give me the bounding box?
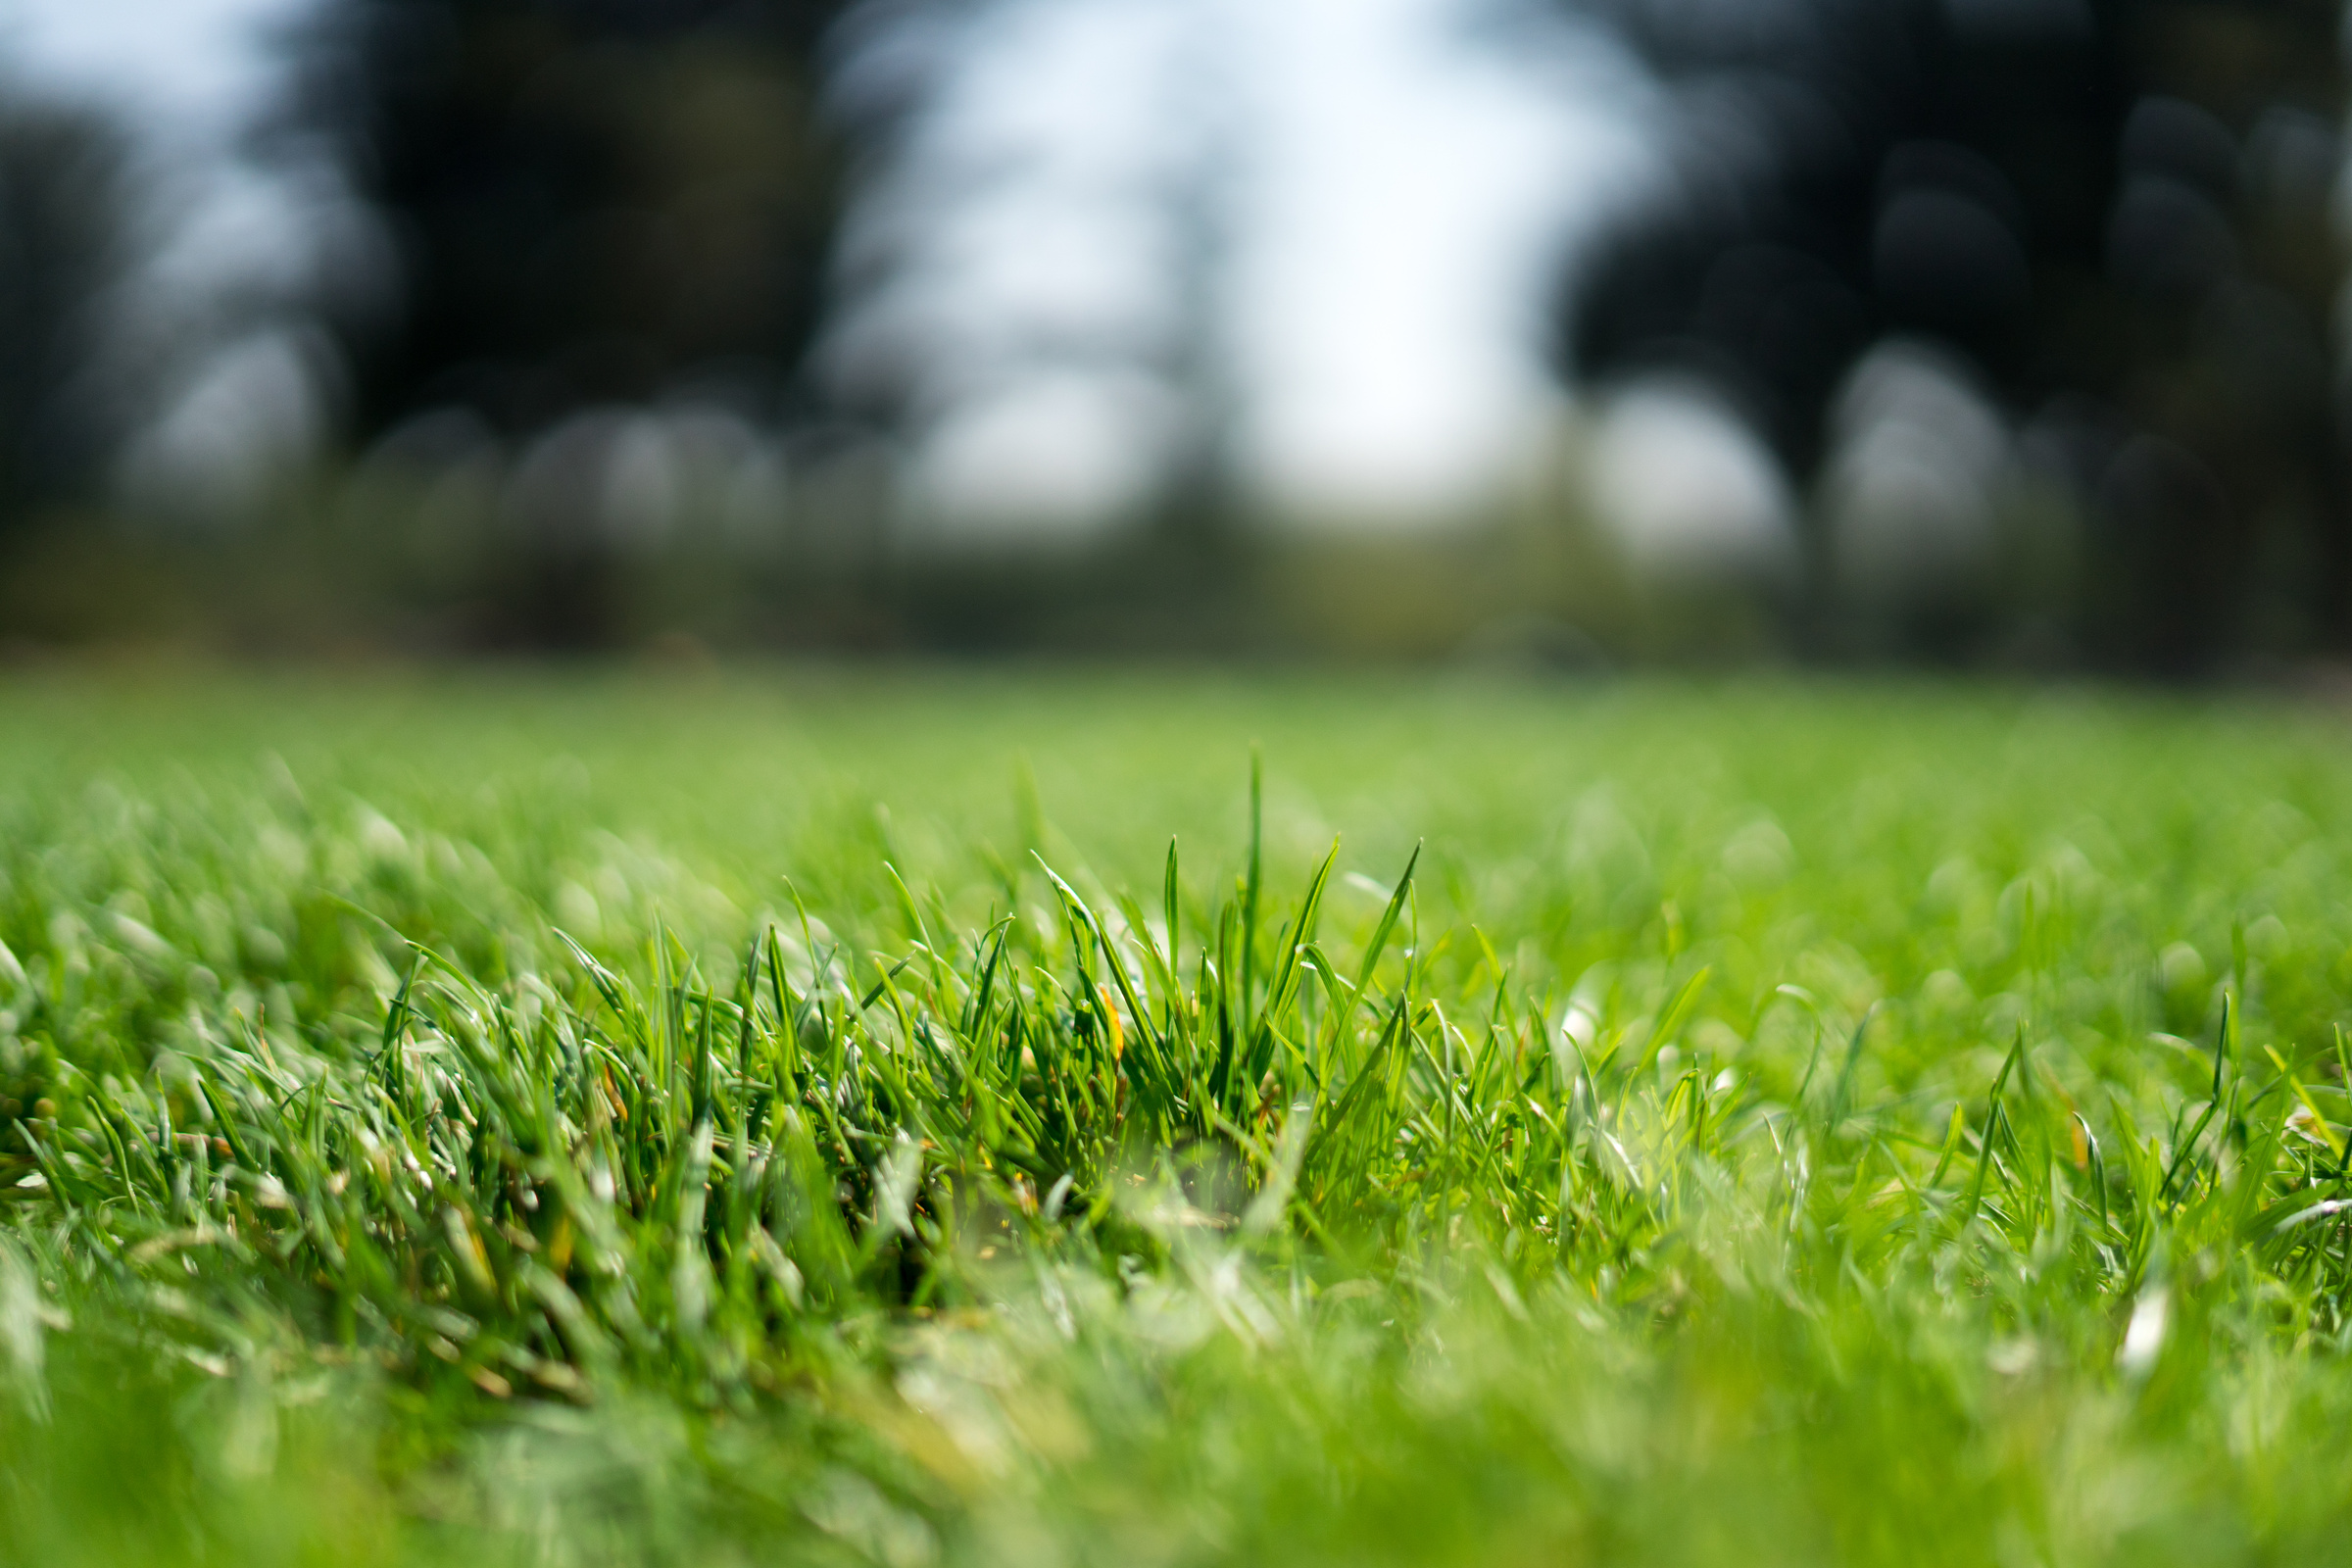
[1222,0,1656,516]
[1,0,301,130]
[0,0,1663,527]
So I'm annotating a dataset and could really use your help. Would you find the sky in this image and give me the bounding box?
[1220,0,1656,517]
[832,0,1662,531]
[0,0,1665,527]
[2,0,300,131]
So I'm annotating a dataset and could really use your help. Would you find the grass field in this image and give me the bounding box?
[9,667,2352,1565]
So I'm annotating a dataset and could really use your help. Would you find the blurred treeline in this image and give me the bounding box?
[1575,0,2350,673]
[0,0,2344,671]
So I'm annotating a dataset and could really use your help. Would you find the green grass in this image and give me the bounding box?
[9,668,2352,1564]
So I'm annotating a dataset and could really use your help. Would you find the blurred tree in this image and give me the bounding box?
[274,0,858,438]
[0,86,141,543]
[1560,0,2345,670]
[268,0,862,644]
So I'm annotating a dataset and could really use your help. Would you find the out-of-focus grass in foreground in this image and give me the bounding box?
[8,669,2352,1565]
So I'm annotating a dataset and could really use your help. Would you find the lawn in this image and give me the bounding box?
[6,667,2352,1565]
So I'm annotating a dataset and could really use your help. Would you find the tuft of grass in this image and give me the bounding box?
[9,670,2352,1564]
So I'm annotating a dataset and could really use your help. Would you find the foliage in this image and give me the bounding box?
[0,84,144,539]
[271,0,856,437]
[1571,0,2345,666]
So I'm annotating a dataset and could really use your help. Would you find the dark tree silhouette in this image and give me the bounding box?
[0,86,142,540]
[1561,0,2345,669]
[274,0,860,440]
[264,0,863,646]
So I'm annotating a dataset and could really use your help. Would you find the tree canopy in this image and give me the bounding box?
[275,0,860,439]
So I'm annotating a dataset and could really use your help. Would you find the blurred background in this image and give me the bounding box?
[0,0,2341,671]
